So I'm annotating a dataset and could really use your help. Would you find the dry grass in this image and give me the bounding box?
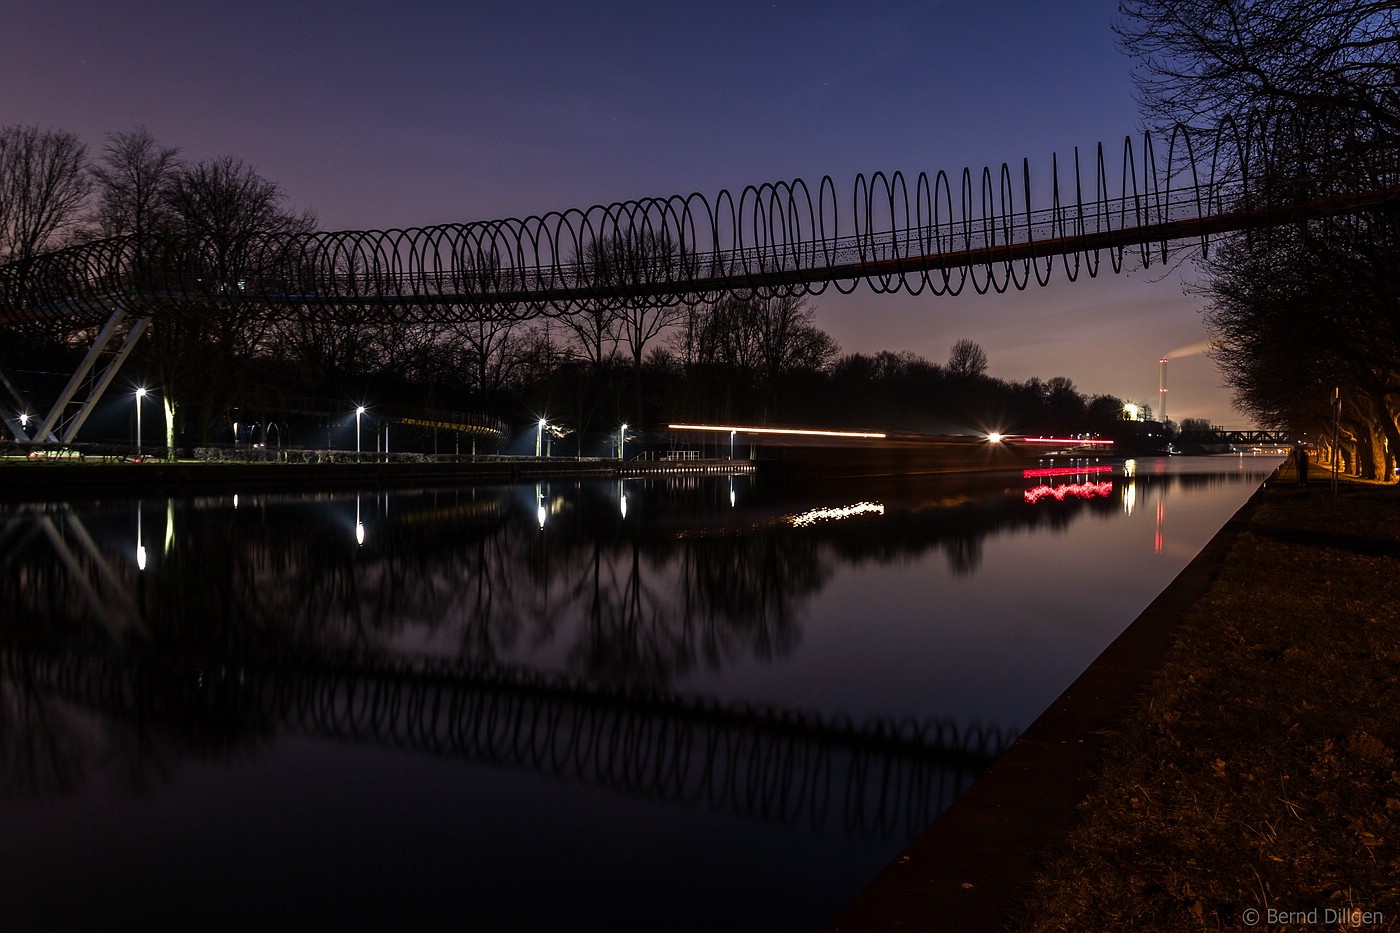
[1011,471,1400,931]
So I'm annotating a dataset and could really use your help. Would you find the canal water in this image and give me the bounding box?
[0,455,1280,931]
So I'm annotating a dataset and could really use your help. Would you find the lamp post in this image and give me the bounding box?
[356,406,366,455]
[729,429,736,460]
[536,417,546,457]
[135,387,147,455]
[619,423,628,461]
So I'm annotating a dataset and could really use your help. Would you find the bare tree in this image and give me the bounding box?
[164,156,316,280]
[0,125,91,264]
[613,232,689,427]
[551,298,620,373]
[153,156,318,446]
[1116,0,1400,133]
[89,127,181,244]
[751,294,838,396]
[1204,219,1400,477]
[448,313,529,403]
[947,338,989,380]
[560,229,691,427]
[1118,0,1400,477]
[666,293,836,420]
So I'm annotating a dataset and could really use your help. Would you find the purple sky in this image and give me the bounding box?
[3,0,1238,424]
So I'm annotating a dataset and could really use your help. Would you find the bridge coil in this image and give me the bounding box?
[2,113,1394,329]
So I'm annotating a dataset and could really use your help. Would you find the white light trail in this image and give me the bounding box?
[668,423,886,439]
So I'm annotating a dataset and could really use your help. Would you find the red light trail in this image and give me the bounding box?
[1023,481,1114,504]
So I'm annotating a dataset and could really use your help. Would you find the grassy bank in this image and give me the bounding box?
[1012,467,1400,930]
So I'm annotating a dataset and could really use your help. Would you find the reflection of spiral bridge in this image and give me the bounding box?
[2,647,1014,838]
[3,115,1396,330]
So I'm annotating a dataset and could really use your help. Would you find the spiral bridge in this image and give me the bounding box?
[1,114,1396,443]
[3,114,1397,329]
[1,645,1014,837]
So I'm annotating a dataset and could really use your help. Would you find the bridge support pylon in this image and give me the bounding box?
[16,301,150,446]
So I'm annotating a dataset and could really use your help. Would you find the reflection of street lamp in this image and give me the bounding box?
[355,495,365,546]
[135,387,148,454]
[136,506,147,571]
[536,417,547,457]
[535,483,546,528]
[355,406,366,454]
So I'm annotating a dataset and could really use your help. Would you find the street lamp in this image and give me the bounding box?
[356,406,366,455]
[135,387,148,455]
[618,423,628,461]
[536,417,547,458]
[729,429,736,460]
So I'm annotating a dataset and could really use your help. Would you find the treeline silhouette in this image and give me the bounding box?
[0,124,1134,451]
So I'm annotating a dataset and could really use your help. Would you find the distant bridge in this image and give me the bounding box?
[1177,428,1296,446]
[1,113,1396,443]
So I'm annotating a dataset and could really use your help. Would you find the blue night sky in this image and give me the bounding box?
[3,0,1237,424]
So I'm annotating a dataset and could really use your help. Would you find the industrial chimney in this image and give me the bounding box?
[1158,358,1168,424]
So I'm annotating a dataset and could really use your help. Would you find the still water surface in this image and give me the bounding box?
[1,456,1280,931]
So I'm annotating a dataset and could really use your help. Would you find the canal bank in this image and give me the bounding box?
[829,465,1400,931]
[0,455,753,501]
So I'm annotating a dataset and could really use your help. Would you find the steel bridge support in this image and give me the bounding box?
[13,301,150,446]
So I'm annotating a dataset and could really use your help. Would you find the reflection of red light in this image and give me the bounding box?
[1024,481,1114,503]
[1155,500,1165,552]
[1023,465,1115,478]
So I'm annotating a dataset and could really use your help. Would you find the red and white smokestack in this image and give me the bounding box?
[1158,358,1168,424]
